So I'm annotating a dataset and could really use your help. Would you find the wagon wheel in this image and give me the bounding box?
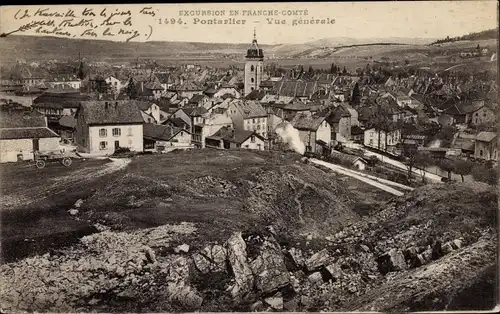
[61,157,72,167]
[35,159,46,169]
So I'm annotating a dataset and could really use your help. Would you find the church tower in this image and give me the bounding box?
[244,29,264,96]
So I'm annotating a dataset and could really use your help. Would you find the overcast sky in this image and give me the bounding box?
[1,1,497,44]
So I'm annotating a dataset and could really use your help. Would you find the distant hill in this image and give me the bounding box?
[0,35,275,63]
[431,28,498,45]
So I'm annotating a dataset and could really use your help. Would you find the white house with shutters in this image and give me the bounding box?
[74,101,144,155]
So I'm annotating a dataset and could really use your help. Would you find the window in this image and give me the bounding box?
[180,131,184,136]
[251,87,254,91]
[112,128,121,136]
[99,128,107,137]
[480,149,483,157]
[251,135,256,143]
[250,65,254,72]
[253,118,256,123]
[251,78,254,83]
[257,144,262,150]
[245,145,249,148]
[128,127,133,136]
[369,139,373,145]
[257,124,261,130]
[99,141,108,150]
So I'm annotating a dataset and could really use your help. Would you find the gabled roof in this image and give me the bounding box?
[77,101,144,125]
[0,109,47,128]
[283,98,310,111]
[330,150,367,165]
[327,104,351,123]
[245,89,266,101]
[476,131,497,142]
[143,123,189,141]
[291,112,326,131]
[233,100,267,118]
[189,94,206,104]
[210,126,262,144]
[163,117,188,128]
[33,91,91,107]
[59,115,76,128]
[273,79,322,97]
[0,127,60,140]
[183,106,208,117]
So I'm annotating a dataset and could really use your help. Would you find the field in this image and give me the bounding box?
[0,150,393,263]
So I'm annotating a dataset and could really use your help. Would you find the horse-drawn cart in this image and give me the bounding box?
[34,151,72,169]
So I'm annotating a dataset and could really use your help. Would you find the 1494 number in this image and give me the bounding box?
[158,18,186,25]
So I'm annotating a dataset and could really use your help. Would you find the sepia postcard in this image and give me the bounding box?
[0,1,498,312]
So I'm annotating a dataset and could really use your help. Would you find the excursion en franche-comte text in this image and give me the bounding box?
[5,7,335,42]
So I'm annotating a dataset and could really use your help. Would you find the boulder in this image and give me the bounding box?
[174,244,190,254]
[324,263,342,280]
[225,232,254,298]
[74,199,84,208]
[192,244,227,274]
[165,281,203,309]
[377,249,407,274]
[264,293,283,310]
[68,209,79,216]
[307,272,323,285]
[453,239,463,249]
[305,249,332,271]
[283,298,299,311]
[250,300,266,311]
[250,240,290,294]
[144,247,157,264]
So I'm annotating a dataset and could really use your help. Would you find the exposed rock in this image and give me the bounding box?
[144,247,157,264]
[68,209,79,216]
[284,298,299,311]
[286,247,306,269]
[308,272,323,285]
[192,245,227,274]
[165,281,203,309]
[264,292,283,310]
[225,232,254,298]
[174,244,190,254]
[74,199,83,208]
[250,240,290,294]
[324,263,342,280]
[300,295,314,308]
[250,300,266,312]
[305,249,332,271]
[377,249,407,274]
[453,239,463,249]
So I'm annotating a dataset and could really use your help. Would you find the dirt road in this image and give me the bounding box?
[310,159,407,196]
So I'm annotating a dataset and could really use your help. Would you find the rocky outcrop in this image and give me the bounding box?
[225,232,254,298]
[249,238,290,294]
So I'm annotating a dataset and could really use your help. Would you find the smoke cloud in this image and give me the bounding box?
[275,122,306,155]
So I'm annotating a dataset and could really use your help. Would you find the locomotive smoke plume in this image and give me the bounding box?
[275,122,306,155]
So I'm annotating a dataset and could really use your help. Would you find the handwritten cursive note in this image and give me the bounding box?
[1,6,156,42]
